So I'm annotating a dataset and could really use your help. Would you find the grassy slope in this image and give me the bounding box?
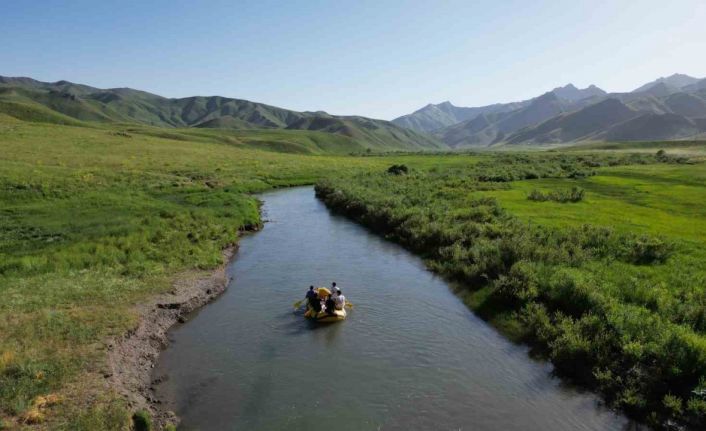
[0,117,398,429]
[0,79,445,152]
[314,153,706,429]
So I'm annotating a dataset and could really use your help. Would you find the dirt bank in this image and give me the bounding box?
[105,246,238,428]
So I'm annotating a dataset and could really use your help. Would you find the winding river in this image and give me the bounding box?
[153,187,634,431]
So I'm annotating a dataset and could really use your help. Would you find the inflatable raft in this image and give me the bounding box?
[303,287,347,323]
[304,305,347,323]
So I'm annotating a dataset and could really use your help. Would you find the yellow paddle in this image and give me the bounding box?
[293,299,305,309]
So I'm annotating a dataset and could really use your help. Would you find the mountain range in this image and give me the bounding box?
[393,73,706,147]
[0,76,443,152]
[2,73,706,151]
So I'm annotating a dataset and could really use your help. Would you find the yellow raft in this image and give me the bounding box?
[304,305,347,323]
[304,287,347,323]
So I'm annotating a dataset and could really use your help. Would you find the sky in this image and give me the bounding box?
[1,0,705,120]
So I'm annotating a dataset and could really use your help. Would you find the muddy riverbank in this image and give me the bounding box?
[106,246,239,428]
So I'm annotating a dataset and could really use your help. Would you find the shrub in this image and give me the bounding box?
[620,235,673,264]
[663,393,684,418]
[386,164,408,175]
[494,260,539,303]
[519,302,556,345]
[132,410,152,431]
[527,187,585,203]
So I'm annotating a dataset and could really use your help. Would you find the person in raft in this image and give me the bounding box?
[334,288,346,310]
[306,285,321,312]
[325,293,337,316]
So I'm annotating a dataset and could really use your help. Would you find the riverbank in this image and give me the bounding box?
[106,245,238,429]
[314,152,706,430]
[151,186,630,431]
[0,117,393,429]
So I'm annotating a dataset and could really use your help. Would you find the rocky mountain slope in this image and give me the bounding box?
[394,73,706,147]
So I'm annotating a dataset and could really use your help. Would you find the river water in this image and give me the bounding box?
[154,187,634,431]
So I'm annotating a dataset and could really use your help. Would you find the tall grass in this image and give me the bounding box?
[316,152,706,429]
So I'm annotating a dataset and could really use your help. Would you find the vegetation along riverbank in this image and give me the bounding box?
[0,116,397,429]
[2,108,706,429]
[316,150,706,429]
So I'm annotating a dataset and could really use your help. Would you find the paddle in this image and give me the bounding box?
[293,299,305,309]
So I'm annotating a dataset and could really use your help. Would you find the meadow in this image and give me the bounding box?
[0,117,402,429]
[3,111,706,429]
[316,151,706,429]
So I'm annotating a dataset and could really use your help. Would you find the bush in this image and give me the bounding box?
[387,164,409,175]
[519,302,556,345]
[314,152,702,429]
[494,260,539,303]
[527,187,585,203]
[132,410,152,431]
[621,235,673,264]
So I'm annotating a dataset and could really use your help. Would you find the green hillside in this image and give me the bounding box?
[0,76,443,152]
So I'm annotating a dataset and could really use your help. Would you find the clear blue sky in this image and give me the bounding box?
[1,0,705,120]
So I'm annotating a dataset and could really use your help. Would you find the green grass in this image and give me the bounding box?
[0,80,445,152]
[315,152,706,429]
[4,110,706,429]
[0,115,496,428]
[0,117,403,428]
[480,163,706,242]
[566,140,706,155]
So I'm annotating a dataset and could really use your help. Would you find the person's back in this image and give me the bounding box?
[334,289,346,310]
[325,296,336,315]
[306,286,320,311]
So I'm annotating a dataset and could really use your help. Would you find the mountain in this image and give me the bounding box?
[391,100,527,133]
[662,92,706,118]
[550,83,606,101]
[393,83,605,134]
[600,113,703,141]
[632,73,700,93]
[435,92,574,147]
[505,98,639,145]
[397,73,706,147]
[683,78,706,93]
[0,76,443,151]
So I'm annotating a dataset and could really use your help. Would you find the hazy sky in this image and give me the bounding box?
[2,0,705,120]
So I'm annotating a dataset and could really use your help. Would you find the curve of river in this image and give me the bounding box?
[154,187,635,431]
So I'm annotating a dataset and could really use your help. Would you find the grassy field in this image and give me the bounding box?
[316,152,706,429]
[0,117,405,429]
[4,112,706,429]
[565,140,706,155]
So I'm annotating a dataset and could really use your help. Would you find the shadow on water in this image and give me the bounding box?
[154,186,640,431]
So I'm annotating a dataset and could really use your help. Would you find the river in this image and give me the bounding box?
[153,186,634,430]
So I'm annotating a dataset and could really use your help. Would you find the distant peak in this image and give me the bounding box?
[535,91,559,102]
